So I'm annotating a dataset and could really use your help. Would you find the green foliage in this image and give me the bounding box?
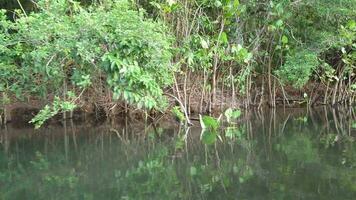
[224,108,243,140]
[201,130,219,145]
[29,96,77,129]
[352,122,356,129]
[199,115,222,145]
[320,133,338,149]
[175,134,185,150]
[276,50,319,88]
[225,126,244,139]
[199,115,220,130]
[295,116,308,123]
[224,108,241,123]
[1,0,356,127]
[0,0,173,125]
[99,2,173,109]
[171,106,185,123]
[231,44,253,64]
[277,135,320,165]
[115,148,182,199]
[338,20,356,83]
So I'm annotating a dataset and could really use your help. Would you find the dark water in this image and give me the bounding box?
[0,107,356,200]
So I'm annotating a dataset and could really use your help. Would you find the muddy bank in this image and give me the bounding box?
[1,84,354,127]
[1,101,106,126]
[1,102,42,124]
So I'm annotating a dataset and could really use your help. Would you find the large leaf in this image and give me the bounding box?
[199,115,220,130]
[224,108,242,123]
[201,130,218,145]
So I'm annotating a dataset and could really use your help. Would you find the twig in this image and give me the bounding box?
[16,0,28,17]
[164,93,193,126]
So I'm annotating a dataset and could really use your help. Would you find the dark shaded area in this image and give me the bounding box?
[0,0,94,18]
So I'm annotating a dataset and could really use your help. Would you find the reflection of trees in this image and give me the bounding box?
[0,107,355,199]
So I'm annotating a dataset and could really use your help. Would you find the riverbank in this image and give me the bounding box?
[1,93,355,130]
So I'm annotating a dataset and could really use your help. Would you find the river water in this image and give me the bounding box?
[0,107,355,199]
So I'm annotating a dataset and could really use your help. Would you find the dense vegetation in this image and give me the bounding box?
[0,0,355,126]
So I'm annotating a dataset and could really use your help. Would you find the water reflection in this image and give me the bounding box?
[0,107,355,199]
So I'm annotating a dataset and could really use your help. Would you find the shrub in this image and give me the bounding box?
[0,0,174,126]
[276,50,319,88]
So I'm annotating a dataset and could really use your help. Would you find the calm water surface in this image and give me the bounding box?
[0,107,355,200]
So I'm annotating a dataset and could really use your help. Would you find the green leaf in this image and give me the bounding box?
[219,32,228,44]
[190,166,197,176]
[225,108,242,123]
[239,177,244,183]
[346,20,356,30]
[201,130,218,145]
[30,97,77,129]
[172,106,186,122]
[200,115,220,130]
[167,0,176,6]
[233,0,240,8]
[352,122,356,129]
[281,35,288,44]
[214,0,222,8]
[276,19,283,27]
[200,38,209,49]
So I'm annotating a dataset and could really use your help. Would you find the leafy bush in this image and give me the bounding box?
[276,50,319,88]
[0,0,174,126]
